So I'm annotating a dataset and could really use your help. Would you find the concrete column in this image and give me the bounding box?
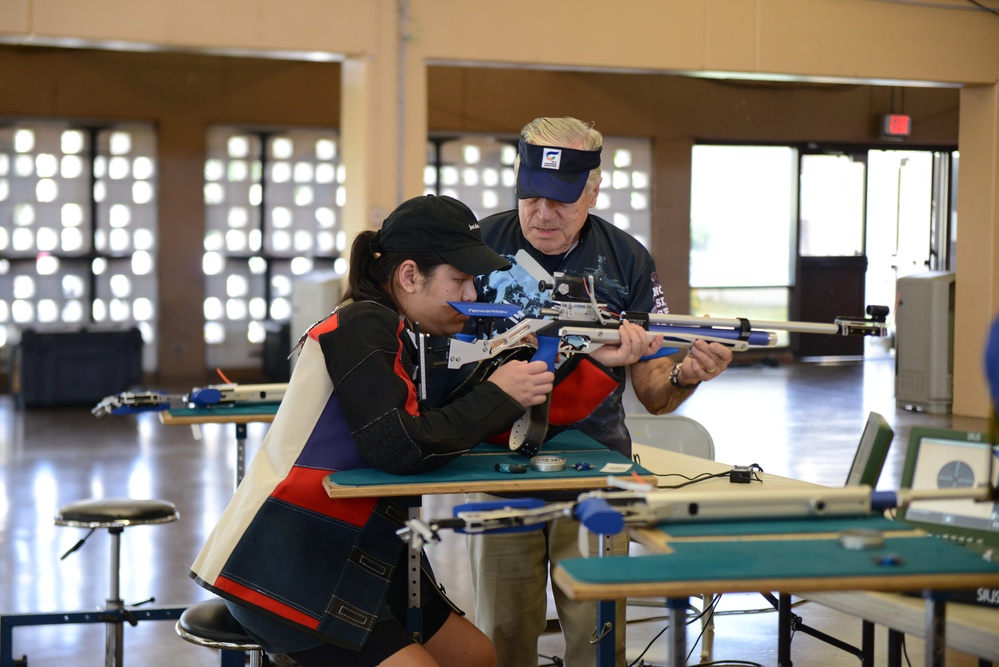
[338,0,405,263]
[652,138,694,316]
[952,83,999,418]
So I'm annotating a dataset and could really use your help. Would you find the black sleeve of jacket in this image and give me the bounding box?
[319,303,525,474]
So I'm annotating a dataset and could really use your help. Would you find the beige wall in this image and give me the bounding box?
[425,66,962,315]
[1,0,996,416]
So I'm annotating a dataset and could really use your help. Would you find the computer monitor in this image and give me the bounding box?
[844,412,894,488]
[899,427,999,549]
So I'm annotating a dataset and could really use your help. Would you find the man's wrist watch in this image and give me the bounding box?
[669,360,699,389]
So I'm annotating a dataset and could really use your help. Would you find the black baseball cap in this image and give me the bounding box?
[373,194,511,276]
[515,138,602,203]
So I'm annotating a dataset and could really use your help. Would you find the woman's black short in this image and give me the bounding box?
[286,564,455,667]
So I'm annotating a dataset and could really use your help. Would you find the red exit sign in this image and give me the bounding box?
[881,114,912,138]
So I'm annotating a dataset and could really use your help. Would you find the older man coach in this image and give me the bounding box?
[464,116,733,667]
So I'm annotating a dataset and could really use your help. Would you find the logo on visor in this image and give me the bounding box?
[542,149,562,170]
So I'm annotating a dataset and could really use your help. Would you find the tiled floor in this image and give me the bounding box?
[0,355,993,666]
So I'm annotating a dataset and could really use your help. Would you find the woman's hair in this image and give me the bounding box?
[341,230,447,308]
[517,117,603,191]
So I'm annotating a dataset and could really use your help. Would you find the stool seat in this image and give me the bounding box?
[55,498,179,528]
[176,599,265,666]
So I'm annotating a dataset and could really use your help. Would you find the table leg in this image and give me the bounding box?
[887,628,903,667]
[861,619,875,664]
[700,593,715,662]
[406,505,423,640]
[778,593,793,666]
[234,422,248,488]
[667,597,688,667]
[923,590,947,667]
[594,534,615,667]
[595,600,615,667]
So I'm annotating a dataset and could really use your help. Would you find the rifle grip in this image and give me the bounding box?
[575,497,624,536]
[532,335,560,372]
[188,387,223,407]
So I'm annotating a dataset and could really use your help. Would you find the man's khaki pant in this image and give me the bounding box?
[465,493,628,667]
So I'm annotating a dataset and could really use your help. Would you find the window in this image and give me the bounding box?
[799,153,866,257]
[690,145,797,345]
[203,127,343,370]
[0,121,158,368]
[426,137,518,218]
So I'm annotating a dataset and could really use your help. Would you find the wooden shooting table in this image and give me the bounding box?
[160,403,279,488]
[553,446,999,667]
[321,429,655,651]
[322,430,652,498]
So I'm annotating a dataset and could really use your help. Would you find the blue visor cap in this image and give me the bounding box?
[515,139,602,204]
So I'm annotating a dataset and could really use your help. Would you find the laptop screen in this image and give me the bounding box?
[899,427,999,548]
[845,412,893,488]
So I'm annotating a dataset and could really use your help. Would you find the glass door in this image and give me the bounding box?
[865,149,943,358]
[792,150,869,358]
[689,145,797,346]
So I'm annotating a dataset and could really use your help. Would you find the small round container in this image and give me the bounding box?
[838,529,885,550]
[530,455,566,472]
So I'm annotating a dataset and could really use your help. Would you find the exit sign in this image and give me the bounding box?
[881,114,912,138]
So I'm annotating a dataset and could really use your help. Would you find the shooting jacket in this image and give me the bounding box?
[189,300,524,650]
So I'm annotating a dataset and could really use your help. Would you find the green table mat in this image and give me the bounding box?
[168,402,280,418]
[560,535,999,585]
[327,430,643,486]
[659,514,905,537]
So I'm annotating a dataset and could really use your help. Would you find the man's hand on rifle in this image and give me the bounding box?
[678,338,733,385]
[588,318,664,368]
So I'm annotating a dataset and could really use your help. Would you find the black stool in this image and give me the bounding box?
[175,599,265,667]
[0,498,185,667]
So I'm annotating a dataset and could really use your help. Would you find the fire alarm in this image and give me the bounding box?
[881,114,911,139]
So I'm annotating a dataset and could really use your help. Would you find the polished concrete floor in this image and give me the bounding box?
[0,355,992,666]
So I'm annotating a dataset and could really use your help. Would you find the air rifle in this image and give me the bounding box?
[444,250,889,456]
[397,481,998,550]
[447,251,889,372]
[91,382,287,417]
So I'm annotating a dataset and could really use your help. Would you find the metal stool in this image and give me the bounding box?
[0,497,185,667]
[176,598,265,667]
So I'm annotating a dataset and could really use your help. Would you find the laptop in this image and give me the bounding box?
[898,426,999,607]
[845,412,894,488]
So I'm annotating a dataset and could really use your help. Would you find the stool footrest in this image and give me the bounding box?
[1,607,187,667]
[2,606,187,628]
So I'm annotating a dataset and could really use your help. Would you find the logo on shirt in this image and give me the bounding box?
[651,272,669,315]
[542,149,562,170]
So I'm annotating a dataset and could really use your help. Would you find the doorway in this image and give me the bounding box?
[690,144,953,359]
[792,150,868,358]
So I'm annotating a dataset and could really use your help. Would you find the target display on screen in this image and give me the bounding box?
[900,428,999,545]
[936,460,976,489]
